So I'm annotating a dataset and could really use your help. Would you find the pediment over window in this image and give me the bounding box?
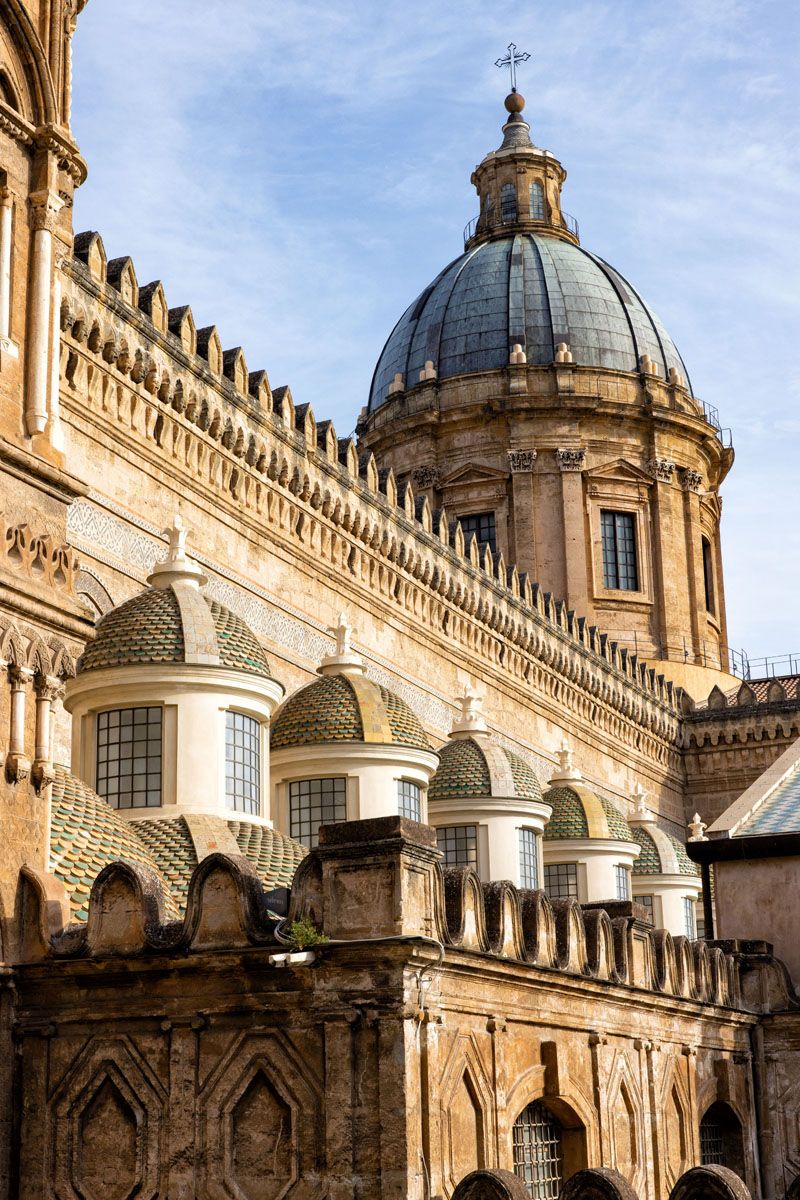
[442,462,509,488]
[584,459,653,487]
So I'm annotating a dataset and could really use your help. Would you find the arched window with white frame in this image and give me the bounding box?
[529,181,545,220]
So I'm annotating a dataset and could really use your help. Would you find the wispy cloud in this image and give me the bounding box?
[71,0,800,659]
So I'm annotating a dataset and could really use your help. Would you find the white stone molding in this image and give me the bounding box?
[556,448,586,473]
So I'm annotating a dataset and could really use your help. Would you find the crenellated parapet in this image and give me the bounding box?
[57,234,686,791]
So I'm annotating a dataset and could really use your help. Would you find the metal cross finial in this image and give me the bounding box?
[495,43,530,92]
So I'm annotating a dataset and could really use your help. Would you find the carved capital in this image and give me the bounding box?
[648,457,675,483]
[34,675,62,703]
[9,665,33,690]
[507,448,537,473]
[412,465,440,490]
[680,467,703,493]
[29,189,64,233]
[556,448,586,473]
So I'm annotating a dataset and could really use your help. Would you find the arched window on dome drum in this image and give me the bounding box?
[512,1101,564,1198]
[96,707,162,809]
[501,183,518,223]
[397,779,421,822]
[518,828,540,889]
[702,537,715,614]
[225,711,261,816]
[529,181,545,220]
[290,777,347,848]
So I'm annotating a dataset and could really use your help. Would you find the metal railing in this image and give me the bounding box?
[698,400,733,449]
[739,652,800,680]
[603,632,749,679]
[462,210,580,249]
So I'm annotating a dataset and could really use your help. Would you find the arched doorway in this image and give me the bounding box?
[699,1102,746,1176]
[511,1099,586,1198]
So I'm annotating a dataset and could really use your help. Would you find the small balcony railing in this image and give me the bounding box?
[463,210,580,248]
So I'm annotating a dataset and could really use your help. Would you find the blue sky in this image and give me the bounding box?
[70,1,800,667]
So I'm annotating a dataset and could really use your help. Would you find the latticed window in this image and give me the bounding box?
[702,537,715,614]
[684,895,696,939]
[436,824,478,868]
[96,707,162,809]
[397,779,421,821]
[615,865,631,900]
[529,181,544,219]
[289,777,347,848]
[700,1115,725,1165]
[544,862,577,900]
[637,894,654,920]
[459,511,497,554]
[512,1101,564,1199]
[601,510,639,591]
[225,712,261,815]
[519,828,540,889]
[696,903,706,940]
[501,182,517,222]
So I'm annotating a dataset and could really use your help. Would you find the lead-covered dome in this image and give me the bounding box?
[369,233,692,411]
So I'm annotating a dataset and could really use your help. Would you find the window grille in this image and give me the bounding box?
[702,537,715,614]
[543,862,577,900]
[501,182,518,222]
[684,895,696,939]
[529,181,544,219]
[519,828,540,889]
[436,824,478,868]
[615,865,631,900]
[601,510,639,591]
[512,1101,564,1199]
[458,511,497,555]
[397,779,421,822]
[225,712,261,815]
[700,1116,725,1165]
[96,707,162,809]
[289,777,347,848]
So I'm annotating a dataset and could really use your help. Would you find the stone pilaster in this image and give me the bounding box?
[556,448,589,616]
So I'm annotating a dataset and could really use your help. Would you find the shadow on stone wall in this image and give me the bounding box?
[451,1165,752,1200]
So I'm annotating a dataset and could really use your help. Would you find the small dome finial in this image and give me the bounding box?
[450,685,489,738]
[550,740,582,784]
[147,514,208,590]
[318,611,366,676]
[629,782,655,825]
[688,812,709,842]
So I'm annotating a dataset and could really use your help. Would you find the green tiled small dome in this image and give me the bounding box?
[271,672,431,751]
[543,784,635,842]
[429,736,542,802]
[80,585,272,678]
[631,825,700,876]
[131,816,307,909]
[49,764,180,922]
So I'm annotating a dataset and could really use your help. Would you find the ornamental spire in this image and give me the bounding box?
[494,42,531,93]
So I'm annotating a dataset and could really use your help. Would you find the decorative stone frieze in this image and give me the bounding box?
[507,449,536,473]
[648,458,675,483]
[556,448,586,472]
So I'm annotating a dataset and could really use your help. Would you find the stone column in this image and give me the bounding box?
[0,188,17,356]
[47,269,64,451]
[507,449,537,578]
[7,665,33,784]
[556,448,589,616]
[26,190,63,436]
[32,676,60,793]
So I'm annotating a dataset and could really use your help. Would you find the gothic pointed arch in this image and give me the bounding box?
[1,0,59,125]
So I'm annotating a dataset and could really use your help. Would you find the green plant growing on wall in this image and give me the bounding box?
[285,917,329,950]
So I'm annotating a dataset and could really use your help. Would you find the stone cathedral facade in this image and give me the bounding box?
[1,6,800,1200]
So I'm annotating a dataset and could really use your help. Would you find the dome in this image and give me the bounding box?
[429,735,542,802]
[630,825,699,877]
[368,233,692,411]
[131,816,306,909]
[79,584,272,678]
[49,764,181,921]
[543,784,634,842]
[271,672,432,752]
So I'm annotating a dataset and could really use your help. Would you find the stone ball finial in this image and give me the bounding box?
[504,91,526,113]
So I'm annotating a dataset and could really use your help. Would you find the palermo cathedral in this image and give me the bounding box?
[2,6,800,1200]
